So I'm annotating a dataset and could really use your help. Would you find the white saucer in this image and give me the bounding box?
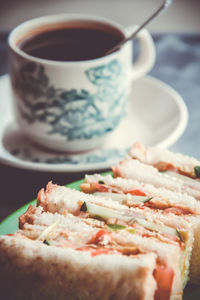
[0,74,188,173]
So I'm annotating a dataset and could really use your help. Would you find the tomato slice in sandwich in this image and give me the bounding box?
[125,189,146,196]
[153,262,174,300]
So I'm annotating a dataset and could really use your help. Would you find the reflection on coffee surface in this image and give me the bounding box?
[18,22,125,61]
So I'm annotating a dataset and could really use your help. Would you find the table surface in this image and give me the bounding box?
[1,0,200,33]
[0,32,200,222]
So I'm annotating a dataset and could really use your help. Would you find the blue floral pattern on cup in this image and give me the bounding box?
[14,59,128,141]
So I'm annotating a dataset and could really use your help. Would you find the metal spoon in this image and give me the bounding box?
[106,0,173,55]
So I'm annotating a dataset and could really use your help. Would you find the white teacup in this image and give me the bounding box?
[8,14,155,153]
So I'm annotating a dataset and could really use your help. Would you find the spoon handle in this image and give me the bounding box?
[106,0,173,55]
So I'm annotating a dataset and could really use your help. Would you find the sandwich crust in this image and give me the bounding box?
[0,235,157,300]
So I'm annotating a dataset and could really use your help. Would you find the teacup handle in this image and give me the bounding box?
[125,25,156,80]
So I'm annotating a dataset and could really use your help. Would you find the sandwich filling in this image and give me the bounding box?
[130,142,200,189]
[18,204,181,300]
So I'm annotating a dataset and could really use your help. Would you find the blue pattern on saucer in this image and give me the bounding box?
[10,147,129,165]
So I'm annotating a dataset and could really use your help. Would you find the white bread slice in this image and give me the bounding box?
[130,142,200,178]
[84,174,200,214]
[36,183,193,242]
[83,173,200,284]
[37,182,192,244]
[19,205,101,232]
[17,205,184,298]
[19,206,184,265]
[113,158,200,200]
[37,181,137,215]
[37,183,194,288]
[147,210,200,285]
[114,230,183,294]
[18,205,101,246]
[0,235,158,300]
[19,205,185,263]
[84,173,200,284]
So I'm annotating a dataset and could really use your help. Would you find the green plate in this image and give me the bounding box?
[0,177,200,299]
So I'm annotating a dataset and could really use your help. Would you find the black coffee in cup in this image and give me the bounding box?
[17,21,125,61]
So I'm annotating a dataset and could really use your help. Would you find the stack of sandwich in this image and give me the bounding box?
[1,142,200,300]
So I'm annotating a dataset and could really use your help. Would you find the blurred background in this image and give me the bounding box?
[0,0,200,223]
[1,0,200,32]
